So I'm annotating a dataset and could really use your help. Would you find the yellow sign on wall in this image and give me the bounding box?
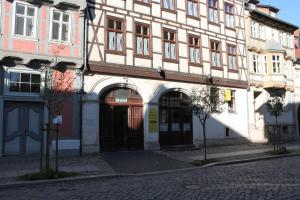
[149,108,158,133]
[224,89,232,102]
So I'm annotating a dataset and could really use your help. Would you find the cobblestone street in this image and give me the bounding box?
[1,156,300,200]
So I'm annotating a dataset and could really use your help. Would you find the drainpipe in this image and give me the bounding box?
[79,6,88,156]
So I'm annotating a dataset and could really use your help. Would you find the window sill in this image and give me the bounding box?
[189,62,203,67]
[49,40,73,46]
[134,54,153,59]
[106,50,127,56]
[228,68,239,73]
[250,37,265,42]
[12,35,38,42]
[208,22,220,26]
[211,66,223,71]
[186,15,200,20]
[225,27,236,31]
[134,1,151,7]
[161,8,177,14]
[163,58,179,64]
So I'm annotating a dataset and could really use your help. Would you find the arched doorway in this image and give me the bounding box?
[159,91,193,146]
[100,88,144,151]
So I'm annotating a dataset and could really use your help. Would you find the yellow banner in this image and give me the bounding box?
[224,89,232,102]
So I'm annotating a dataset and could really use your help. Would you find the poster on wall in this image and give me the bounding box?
[149,108,158,133]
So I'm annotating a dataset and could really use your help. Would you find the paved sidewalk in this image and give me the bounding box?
[0,142,300,186]
[157,142,300,163]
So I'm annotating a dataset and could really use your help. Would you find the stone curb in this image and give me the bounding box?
[1,153,300,189]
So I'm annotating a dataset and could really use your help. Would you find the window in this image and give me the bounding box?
[163,30,177,60]
[163,0,175,11]
[135,0,150,5]
[252,53,260,73]
[225,3,234,28]
[50,9,71,42]
[280,32,286,46]
[9,72,41,94]
[135,24,150,56]
[228,90,235,113]
[187,0,198,17]
[251,20,264,39]
[287,34,293,48]
[227,45,237,70]
[272,55,280,73]
[107,18,125,52]
[251,20,258,38]
[14,3,37,38]
[263,55,268,74]
[188,36,201,64]
[210,40,221,67]
[208,0,218,23]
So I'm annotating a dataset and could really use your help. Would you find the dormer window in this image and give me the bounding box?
[270,11,276,18]
[249,3,256,9]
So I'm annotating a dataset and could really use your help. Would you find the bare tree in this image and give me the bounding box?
[267,96,284,151]
[190,85,224,161]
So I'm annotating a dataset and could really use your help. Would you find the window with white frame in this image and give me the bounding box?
[287,34,293,48]
[259,24,265,40]
[135,24,150,56]
[163,29,177,60]
[279,32,286,46]
[252,53,260,73]
[50,9,71,42]
[251,20,258,38]
[227,44,237,70]
[8,71,41,94]
[272,55,280,73]
[14,2,37,38]
[188,36,201,64]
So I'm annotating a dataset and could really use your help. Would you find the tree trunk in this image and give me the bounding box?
[202,123,207,161]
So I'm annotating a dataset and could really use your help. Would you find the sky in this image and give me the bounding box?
[259,0,300,27]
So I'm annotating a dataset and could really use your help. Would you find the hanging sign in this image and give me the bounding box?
[149,108,158,133]
[224,89,232,102]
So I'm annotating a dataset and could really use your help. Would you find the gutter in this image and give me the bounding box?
[79,5,88,156]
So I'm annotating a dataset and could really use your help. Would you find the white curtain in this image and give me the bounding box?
[213,10,218,23]
[108,32,115,50]
[169,0,174,10]
[171,43,176,59]
[209,8,214,22]
[193,3,198,16]
[144,38,149,55]
[117,33,122,51]
[188,1,193,16]
[165,42,170,58]
[212,52,216,66]
[164,0,169,9]
[196,48,200,63]
[216,53,221,67]
[190,47,194,62]
[137,37,142,54]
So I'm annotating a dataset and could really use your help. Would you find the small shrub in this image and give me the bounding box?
[268,146,290,155]
[18,170,78,181]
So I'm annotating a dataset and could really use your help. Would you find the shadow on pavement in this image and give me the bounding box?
[101,151,192,174]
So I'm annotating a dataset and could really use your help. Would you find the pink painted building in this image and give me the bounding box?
[0,0,86,156]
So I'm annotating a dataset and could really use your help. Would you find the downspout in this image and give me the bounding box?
[79,5,88,156]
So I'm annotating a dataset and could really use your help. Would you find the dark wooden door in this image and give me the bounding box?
[100,105,144,151]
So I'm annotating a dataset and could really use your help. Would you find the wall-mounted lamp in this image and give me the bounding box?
[206,73,213,84]
[157,66,165,78]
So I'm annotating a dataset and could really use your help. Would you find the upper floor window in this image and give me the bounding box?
[208,0,218,23]
[9,71,41,94]
[107,18,125,53]
[163,0,175,11]
[50,10,71,43]
[163,30,177,60]
[135,0,150,5]
[287,34,293,48]
[279,32,286,46]
[14,3,37,38]
[187,0,199,17]
[135,24,150,56]
[188,36,201,64]
[252,53,260,73]
[272,55,280,73]
[251,20,264,39]
[227,44,237,70]
[210,40,221,67]
[225,3,234,29]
